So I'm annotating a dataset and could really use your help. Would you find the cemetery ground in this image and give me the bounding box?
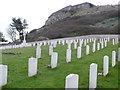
[1,41,119,88]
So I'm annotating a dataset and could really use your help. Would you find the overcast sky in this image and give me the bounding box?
[0,0,119,41]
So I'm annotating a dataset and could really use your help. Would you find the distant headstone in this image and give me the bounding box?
[74,42,77,49]
[103,56,109,76]
[112,39,115,45]
[0,65,8,87]
[84,39,87,46]
[36,45,41,58]
[112,51,116,67]
[65,74,79,89]
[118,48,120,61]
[89,63,97,89]
[97,43,100,51]
[28,57,38,77]
[66,49,71,63]
[51,52,58,68]
[49,46,53,55]
[77,46,81,58]
[86,45,90,55]
[93,43,96,52]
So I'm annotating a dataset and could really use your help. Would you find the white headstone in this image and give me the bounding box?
[49,46,53,55]
[51,52,58,68]
[74,42,77,49]
[28,57,38,77]
[77,46,82,58]
[89,63,97,89]
[118,48,120,61]
[101,41,104,49]
[86,45,90,55]
[92,43,96,52]
[66,49,71,63]
[84,39,87,46]
[68,43,71,49]
[65,74,79,89]
[112,51,116,67]
[0,65,8,87]
[97,43,100,51]
[103,56,109,76]
[36,45,41,58]
[112,39,115,45]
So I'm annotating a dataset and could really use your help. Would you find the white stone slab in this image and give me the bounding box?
[51,52,58,68]
[112,51,116,67]
[28,57,38,77]
[118,48,120,61]
[77,46,81,58]
[49,46,53,55]
[36,45,41,58]
[86,45,90,55]
[0,65,8,87]
[103,56,109,76]
[66,49,71,63]
[89,63,97,89]
[65,74,79,89]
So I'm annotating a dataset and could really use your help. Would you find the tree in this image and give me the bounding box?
[7,26,16,42]
[10,17,28,42]
[0,31,7,42]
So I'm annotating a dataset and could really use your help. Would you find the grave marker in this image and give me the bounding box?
[0,65,8,87]
[28,57,38,77]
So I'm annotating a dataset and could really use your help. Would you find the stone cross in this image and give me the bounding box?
[77,46,82,58]
[103,56,109,76]
[66,49,71,63]
[0,65,8,87]
[51,52,58,68]
[89,63,97,89]
[65,74,79,89]
[28,57,38,77]
[112,51,116,67]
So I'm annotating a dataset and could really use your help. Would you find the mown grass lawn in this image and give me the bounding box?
[1,41,119,88]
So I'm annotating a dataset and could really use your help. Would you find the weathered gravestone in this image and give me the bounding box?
[28,57,38,77]
[65,74,79,89]
[0,65,8,87]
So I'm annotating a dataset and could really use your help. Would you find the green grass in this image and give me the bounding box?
[1,41,119,88]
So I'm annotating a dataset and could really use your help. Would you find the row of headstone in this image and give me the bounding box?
[65,50,118,89]
[65,63,97,89]
[0,37,118,50]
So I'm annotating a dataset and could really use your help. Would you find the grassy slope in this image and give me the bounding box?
[1,42,119,88]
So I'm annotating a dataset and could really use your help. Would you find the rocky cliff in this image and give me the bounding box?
[45,2,118,25]
[27,2,119,42]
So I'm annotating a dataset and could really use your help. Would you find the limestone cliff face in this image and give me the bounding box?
[45,2,95,25]
[45,2,118,25]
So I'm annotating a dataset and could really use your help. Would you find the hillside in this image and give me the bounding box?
[27,2,119,42]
